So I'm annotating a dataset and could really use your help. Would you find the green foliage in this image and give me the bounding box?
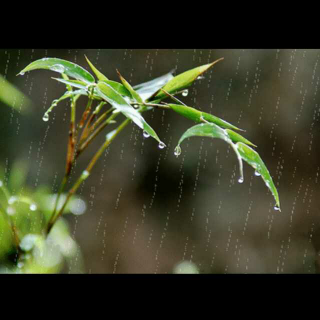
[0,74,30,111]
[4,55,281,273]
[0,160,86,273]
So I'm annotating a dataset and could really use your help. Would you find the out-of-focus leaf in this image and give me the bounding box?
[236,142,280,210]
[175,122,244,181]
[151,58,224,100]
[18,58,95,83]
[85,55,108,81]
[168,104,242,131]
[0,74,31,111]
[8,159,28,192]
[132,71,174,101]
[96,81,164,145]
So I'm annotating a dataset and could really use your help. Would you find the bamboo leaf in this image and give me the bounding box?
[225,129,256,147]
[236,142,280,210]
[132,71,174,101]
[116,70,143,103]
[85,55,109,81]
[168,103,242,131]
[100,80,132,98]
[175,123,244,181]
[18,58,95,83]
[96,81,164,146]
[151,58,224,101]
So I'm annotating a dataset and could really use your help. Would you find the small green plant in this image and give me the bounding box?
[4,55,280,272]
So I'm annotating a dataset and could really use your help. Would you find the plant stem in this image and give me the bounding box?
[47,117,130,234]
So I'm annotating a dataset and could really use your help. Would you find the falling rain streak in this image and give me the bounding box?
[1,49,320,274]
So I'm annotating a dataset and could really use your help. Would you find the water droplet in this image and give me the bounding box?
[254,171,261,177]
[17,262,24,269]
[197,75,205,80]
[42,114,49,122]
[158,142,166,149]
[274,205,281,211]
[8,196,18,205]
[50,64,65,73]
[143,131,150,138]
[7,206,16,216]
[29,204,37,211]
[182,89,189,97]
[238,177,244,184]
[81,170,90,179]
[174,146,181,157]
[19,72,25,76]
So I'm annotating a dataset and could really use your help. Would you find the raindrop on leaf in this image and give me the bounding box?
[238,177,244,184]
[274,205,281,211]
[182,89,189,97]
[42,114,49,122]
[158,142,166,149]
[254,171,261,176]
[174,146,181,157]
[143,131,150,138]
[29,204,37,211]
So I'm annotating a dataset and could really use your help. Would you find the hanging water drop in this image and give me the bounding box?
[19,72,25,76]
[274,205,281,211]
[254,171,261,176]
[29,204,37,211]
[42,113,49,122]
[174,146,181,157]
[143,131,150,138]
[158,142,166,149]
[238,177,244,184]
[182,89,189,97]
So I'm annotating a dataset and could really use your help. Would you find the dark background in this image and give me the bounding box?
[1,49,319,273]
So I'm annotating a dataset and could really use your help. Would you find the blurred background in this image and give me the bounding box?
[1,49,320,273]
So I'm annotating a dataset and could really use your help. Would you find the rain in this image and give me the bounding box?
[0,49,319,273]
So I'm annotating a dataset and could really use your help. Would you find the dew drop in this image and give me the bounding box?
[29,204,37,211]
[174,146,181,157]
[19,72,25,76]
[238,177,244,184]
[158,142,166,149]
[8,196,18,205]
[254,171,261,176]
[7,206,16,216]
[182,89,189,97]
[42,114,49,122]
[143,131,150,138]
[50,64,65,73]
[274,205,281,211]
[81,170,90,179]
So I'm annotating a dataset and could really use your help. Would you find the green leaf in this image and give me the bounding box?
[116,70,143,103]
[175,123,244,181]
[96,81,164,146]
[132,71,174,101]
[225,129,256,147]
[236,142,280,210]
[151,58,224,101]
[53,78,87,90]
[0,74,31,111]
[168,104,242,131]
[18,58,95,83]
[100,80,132,98]
[85,55,109,81]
